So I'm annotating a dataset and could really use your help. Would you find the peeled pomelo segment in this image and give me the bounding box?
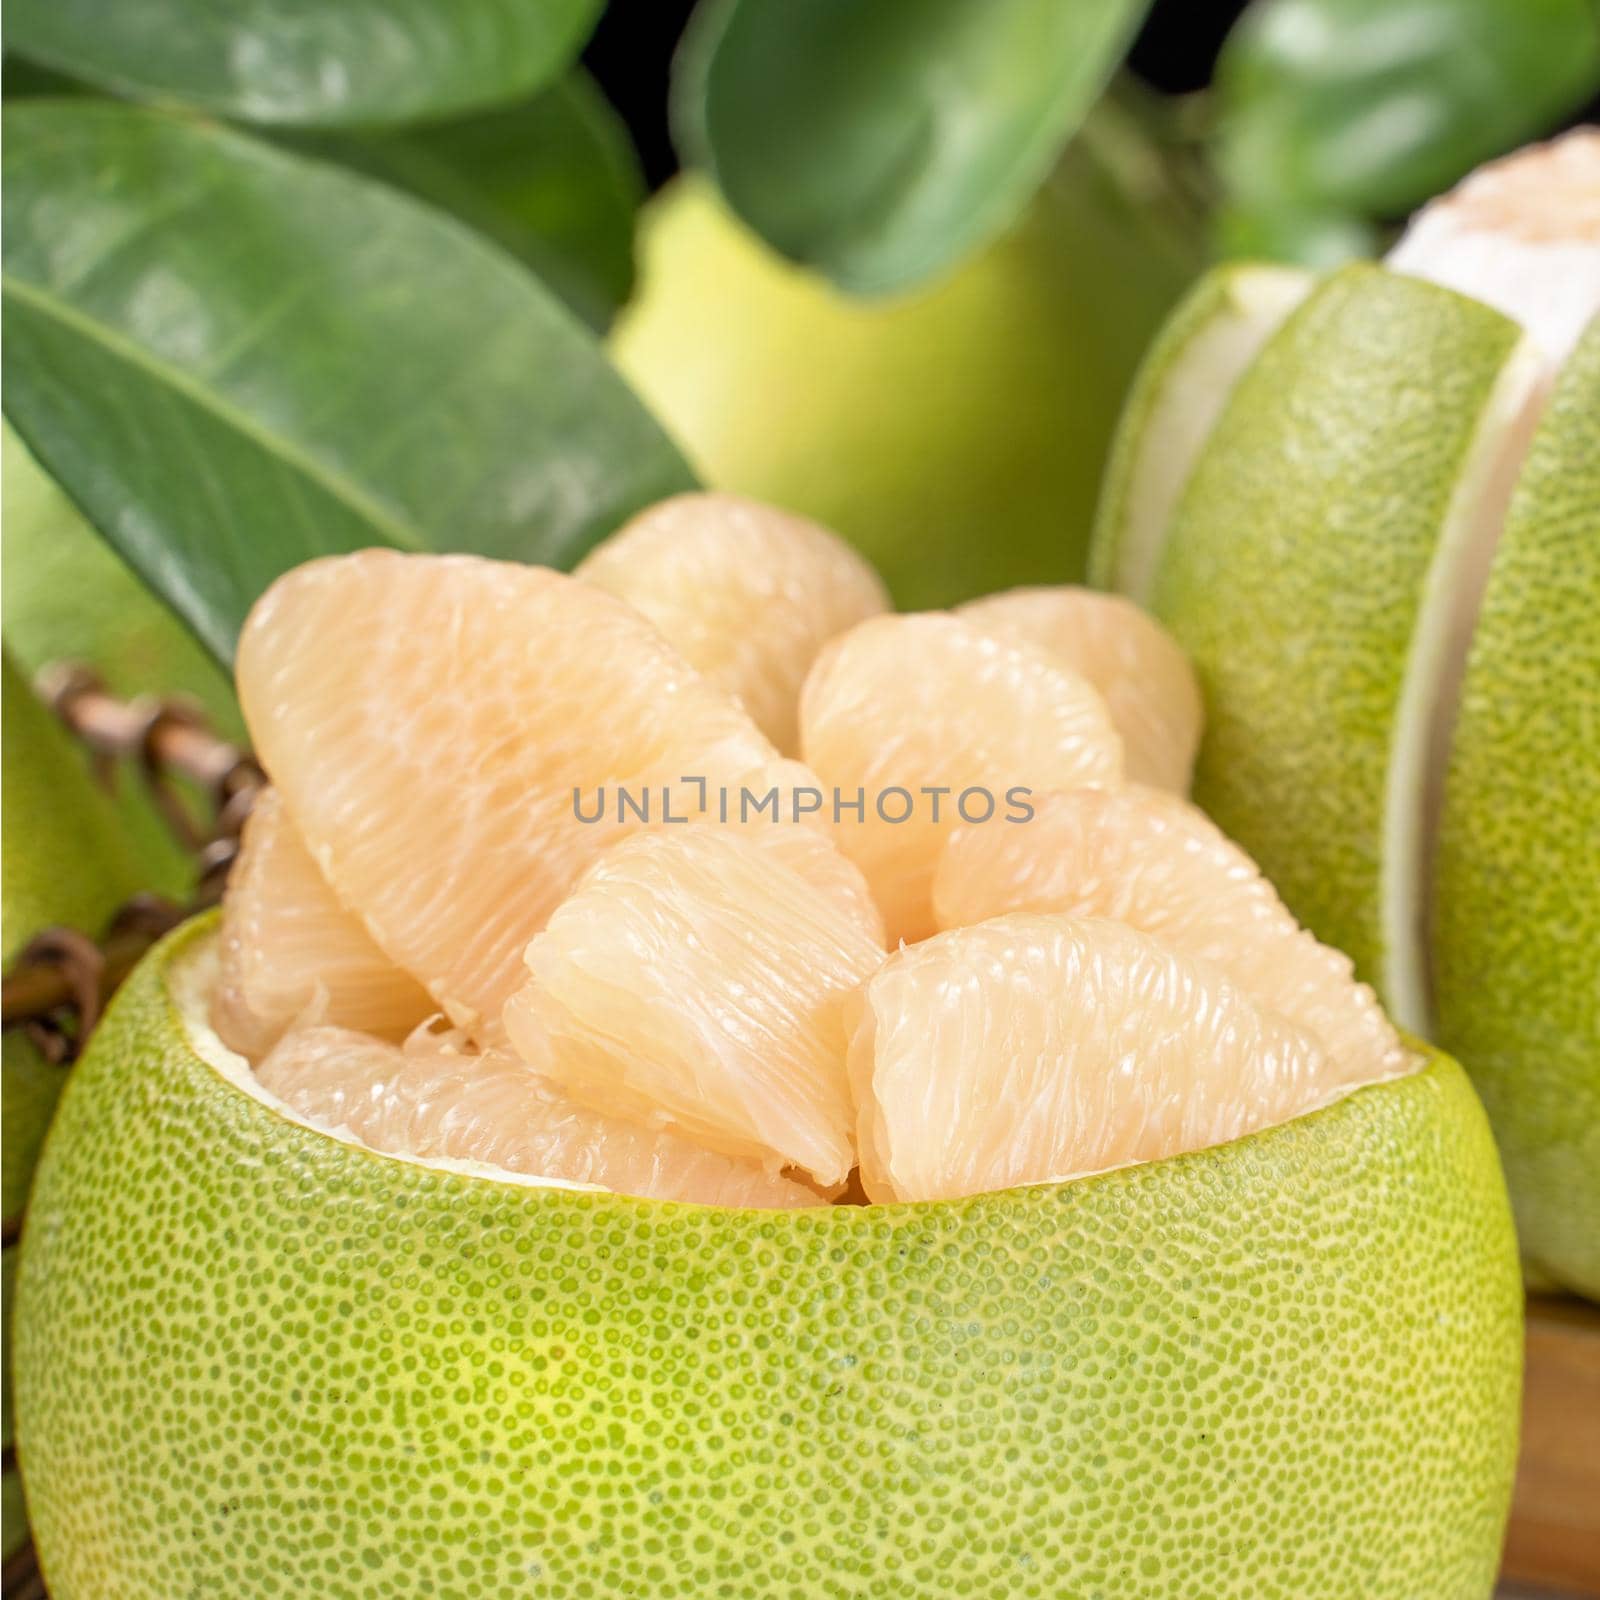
[799,613,1123,945]
[1433,318,1600,1297]
[1149,264,1545,1032]
[236,550,807,1033]
[747,819,886,948]
[851,913,1354,1204]
[211,788,432,1059]
[505,824,881,1187]
[933,786,1410,1081]
[957,586,1203,791]
[1088,261,1315,603]
[256,1024,821,1209]
[577,492,889,756]
[1387,128,1600,369]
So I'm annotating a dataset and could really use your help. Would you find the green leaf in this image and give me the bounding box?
[1216,0,1600,221]
[676,0,1155,295]
[1,100,695,665]
[3,0,601,128]
[290,74,643,332]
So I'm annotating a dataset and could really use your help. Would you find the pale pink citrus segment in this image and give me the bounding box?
[578,492,889,756]
[255,1024,822,1209]
[932,786,1410,1081]
[850,913,1339,1204]
[211,788,433,1059]
[957,586,1203,791]
[236,550,808,1033]
[798,613,1124,945]
[504,824,882,1187]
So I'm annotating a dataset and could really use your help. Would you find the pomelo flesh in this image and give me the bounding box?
[15,918,1522,1598]
[257,1023,821,1209]
[236,550,816,1034]
[577,492,888,756]
[211,787,432,1058]
[850,913,1369,1204]
[799,613,1123,944]
[933,786,1409,1081]
[956,586,1202,791]
[505,825,882,1187]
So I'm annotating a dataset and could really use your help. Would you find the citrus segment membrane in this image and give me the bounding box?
[577,492,889,756]
[212,788,432,1059]
[1089,262,1315,603]
[957,586,1203,791]
[933,786,1410,1081]
[799,613,1123,945]
[1387,128,1600,369]
[257,1024,821,1209]
[850,914,1343,1204]
[505,825,882,1187]
[236,550,814,1034]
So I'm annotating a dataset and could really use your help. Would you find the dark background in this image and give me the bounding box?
[586,0,1252,189]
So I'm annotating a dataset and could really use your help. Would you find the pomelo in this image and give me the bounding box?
[2,651,143,1561]
[611,127,1195,609]
[16,915,1521,1598]
[1095,134,1600,1296]
[1431,317,1600,1297]
[1144,264,1544,1032]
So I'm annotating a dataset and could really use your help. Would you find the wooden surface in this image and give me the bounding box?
[1500,1295,1600,1596]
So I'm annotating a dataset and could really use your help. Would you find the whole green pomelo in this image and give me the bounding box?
[2,426,243,898]
[3,651,143,1560]
[612,127,1195,610]
[16,917,1521,1598]
[1432,318,1600,1299]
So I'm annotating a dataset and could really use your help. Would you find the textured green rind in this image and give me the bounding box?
[1433,319,1600,1299]
[18,918,1521,1599]
[1152,264,1520,994]
[1087,260,1308,595]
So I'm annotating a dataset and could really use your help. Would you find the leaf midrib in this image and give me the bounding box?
[2,270,427,551]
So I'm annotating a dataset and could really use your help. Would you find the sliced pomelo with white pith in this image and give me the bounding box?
[1388,127,1600,369]
[1432,317,1600,1298]
[212,787,432,1057]
[956,586,1202,791]
[236,550,819,1034]
[1149,264,1546,1032]
[577,492,889,756]
[504,825,881,1187]
[849,913,1378,1204]
[933,785,1410,1080]
[257,1023,822,1209]
[1088,261,1315,604]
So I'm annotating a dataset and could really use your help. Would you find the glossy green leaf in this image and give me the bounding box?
[291,74,643,332]
[1,101,695,664]
[676,0,1154,294]
[3,0,601,128]
[1216,0,1600,220]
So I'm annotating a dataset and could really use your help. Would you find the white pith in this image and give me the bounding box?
[175,939,609,1196]
[1381,334,1549,1032]
[1115,264,1315,604]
